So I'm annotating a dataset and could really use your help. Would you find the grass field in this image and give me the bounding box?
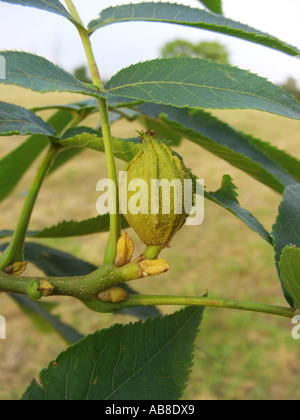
[1,85,300,400]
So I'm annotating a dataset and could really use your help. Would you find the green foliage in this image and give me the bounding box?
[279,246,300,309]
[161,40,229,64]
[0,0,299,401]
[10,294,84,344]
[58,132,141,162]
[0,101,55,136]
[281,76,300,102]
[197,0,223,14]
[0,110,73,202]
[273,184,300,307]
[0,51,99,96]
[88,3,300,57]
[0,214,129,239]
[105,57,300,119]
[0,0,77,22]
[206,175,272,245]
[22,306,204,400]
[73,65,92,84]
[138,103,296,193]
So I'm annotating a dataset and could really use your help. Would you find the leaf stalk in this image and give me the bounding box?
[65,0,121,265]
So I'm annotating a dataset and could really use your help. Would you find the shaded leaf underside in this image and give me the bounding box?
[0,101,55,136]
[0,0,76,22]
[88,2,300,57]
[105,57,300,120]
[0,51,100,96]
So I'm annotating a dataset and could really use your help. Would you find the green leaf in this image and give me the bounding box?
[31,99,99,115]
[27,243,96,277]
[33,214,129,238]
[138,103,295,193]
[0,101,55,136]
[0,214,129,239]
[58,132,141,163]
[22,306,203,400]
[198,0,223,14]
[10,294,84,344]
[247,136,300,184]
[0,109,73,202]
[47,109,127,175]
[105,58,300,120]
[32,96,143,113]
[272,184,300,307]
[0,0,77,23]
[279,246,300,309]
[272,184,300,261]
[0,52,100,97]
[207,175,273,245]
[88,3,299,57]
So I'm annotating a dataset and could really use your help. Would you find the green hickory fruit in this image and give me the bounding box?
[121,130,194,246]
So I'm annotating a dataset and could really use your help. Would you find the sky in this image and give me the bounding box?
[0,0,299,85]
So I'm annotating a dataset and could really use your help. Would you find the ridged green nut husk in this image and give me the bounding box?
[121,131,194,246]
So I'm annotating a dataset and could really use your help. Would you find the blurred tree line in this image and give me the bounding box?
[160,39,230,63]
[281,76,300,101]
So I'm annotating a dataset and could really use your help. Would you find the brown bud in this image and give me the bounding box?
[4,262,27,276]
[98,287,128,303]
[114,232,134,267]
[138,258,170,277]
[38,280,55,297]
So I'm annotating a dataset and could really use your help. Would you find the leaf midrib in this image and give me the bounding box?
[108,80,294,109]
[104,309,199,400]
[6,70,98,92]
